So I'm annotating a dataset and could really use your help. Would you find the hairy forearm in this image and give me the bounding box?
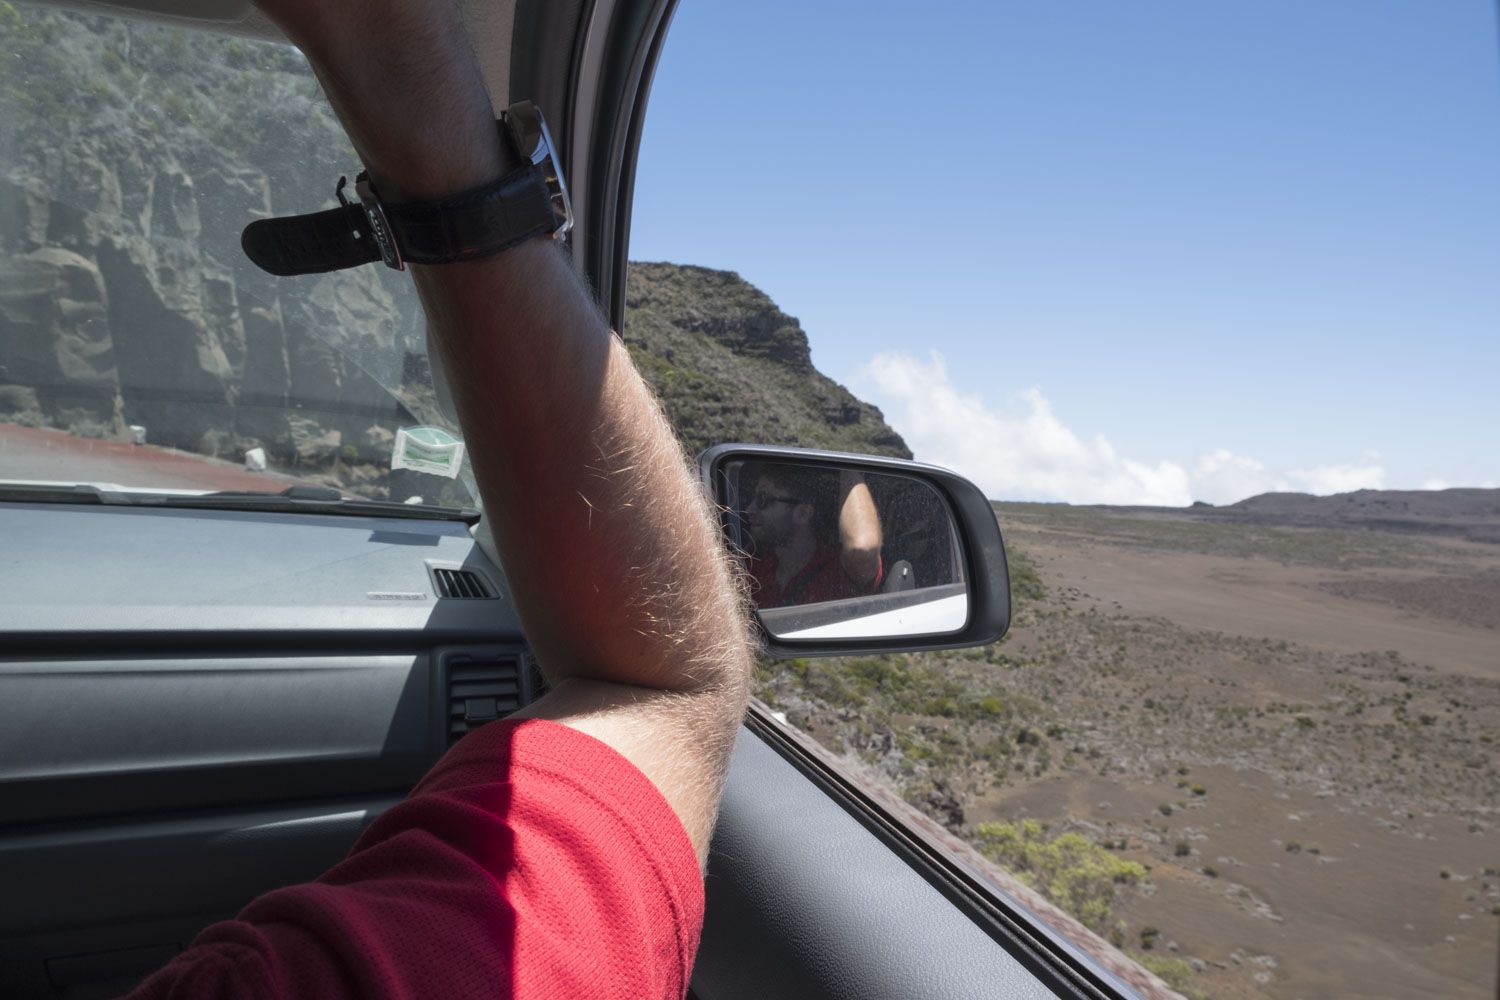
[415,249,751,695]
[261,0,751,698]
[838,479,883,585]
[266,0,505,200]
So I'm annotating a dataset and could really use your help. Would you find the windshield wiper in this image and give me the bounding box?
[0,482,479,523]
[0,483,122,505]
[187,485,479,522]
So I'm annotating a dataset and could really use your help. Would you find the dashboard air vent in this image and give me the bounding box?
[448,654,522,745]
[432,567,493,600]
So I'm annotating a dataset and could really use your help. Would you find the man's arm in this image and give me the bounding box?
[257,0,752,867]
[837,470,883,589]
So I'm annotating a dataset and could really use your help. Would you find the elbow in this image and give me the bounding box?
[842,546,883,588]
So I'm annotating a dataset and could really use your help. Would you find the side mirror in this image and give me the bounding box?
[699,444,1011,658]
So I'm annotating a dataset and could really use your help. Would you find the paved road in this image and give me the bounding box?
[0,423,308,493]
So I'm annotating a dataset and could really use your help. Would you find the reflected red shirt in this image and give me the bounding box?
[124,719,703,1000]
[750,540,882,607]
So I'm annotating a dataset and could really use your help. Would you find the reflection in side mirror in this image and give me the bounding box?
[720,457,969,642]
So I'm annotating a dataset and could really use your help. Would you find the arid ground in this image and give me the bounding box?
[755,492,1500,1000]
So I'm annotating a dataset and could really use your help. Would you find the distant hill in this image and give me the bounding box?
[623,263,909,461]
[1225,488,1500,520]
[1001,488,1500,546]
[1214,488,1500,544]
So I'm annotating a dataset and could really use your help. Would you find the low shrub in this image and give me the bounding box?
[1136,953,1193,990]
[973,819,1147,930]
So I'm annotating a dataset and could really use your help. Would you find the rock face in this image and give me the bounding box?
[0,7,909,489]
[0,135,421,467]
[634,264,815,371]
[0,8,442,477]
[624,263,910,460]
[0,246,124,436]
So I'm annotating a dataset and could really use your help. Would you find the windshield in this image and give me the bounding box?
[0,4,477,510]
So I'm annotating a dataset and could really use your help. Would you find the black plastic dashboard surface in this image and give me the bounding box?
[0,503,537,809]
[0,503,530,818]
[0,502,532,997]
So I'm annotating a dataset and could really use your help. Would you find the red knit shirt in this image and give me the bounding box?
[749,540,883,608]
[124,718,704,999]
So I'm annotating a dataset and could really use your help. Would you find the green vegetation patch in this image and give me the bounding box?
[973,819,1147,929]
[1005,544,1047,608]
[1134,953,1195,990]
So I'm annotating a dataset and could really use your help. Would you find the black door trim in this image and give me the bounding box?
[508,0,678,332]
[742,704,1142,1000]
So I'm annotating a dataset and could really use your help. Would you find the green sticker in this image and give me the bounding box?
[392,426,466,478]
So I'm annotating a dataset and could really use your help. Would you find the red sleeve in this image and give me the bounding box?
[123,719,705,1000]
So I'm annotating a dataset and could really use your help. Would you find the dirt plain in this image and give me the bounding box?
[755,491,1500,1000]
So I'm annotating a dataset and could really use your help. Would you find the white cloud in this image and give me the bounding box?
[856,351,1389,506]
[1186,451,1385,504]
[858,352,1190,505]
[1190,450,1277,506]
[1425,479,1500,490]
[1288,459,1385,496]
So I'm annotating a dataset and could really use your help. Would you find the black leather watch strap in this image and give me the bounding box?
[385,167,556,265]
[241,203,381,277]
[242,164,557,277]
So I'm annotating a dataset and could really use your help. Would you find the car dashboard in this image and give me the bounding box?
[0,502,537,997]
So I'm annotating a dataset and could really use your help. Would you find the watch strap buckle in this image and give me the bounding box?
[346,173,405,271]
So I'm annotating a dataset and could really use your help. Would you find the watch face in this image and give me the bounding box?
[506,101,573,239]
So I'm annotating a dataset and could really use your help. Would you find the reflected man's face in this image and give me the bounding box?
[744,475,798,550]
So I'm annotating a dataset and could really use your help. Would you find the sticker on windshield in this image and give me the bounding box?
[392,426,466,479]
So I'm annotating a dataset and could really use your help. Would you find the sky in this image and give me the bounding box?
[628,0,1500,506]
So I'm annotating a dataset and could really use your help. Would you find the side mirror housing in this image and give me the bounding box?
[699,444,1011,658]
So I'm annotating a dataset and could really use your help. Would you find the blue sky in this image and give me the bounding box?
[629,0,1500,504]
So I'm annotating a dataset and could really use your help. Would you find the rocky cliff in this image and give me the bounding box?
[0,5,905,492]
[624,263,909,460]
[0,4,430,477]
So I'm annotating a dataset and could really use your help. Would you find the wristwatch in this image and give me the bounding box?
[241,101,573,276]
